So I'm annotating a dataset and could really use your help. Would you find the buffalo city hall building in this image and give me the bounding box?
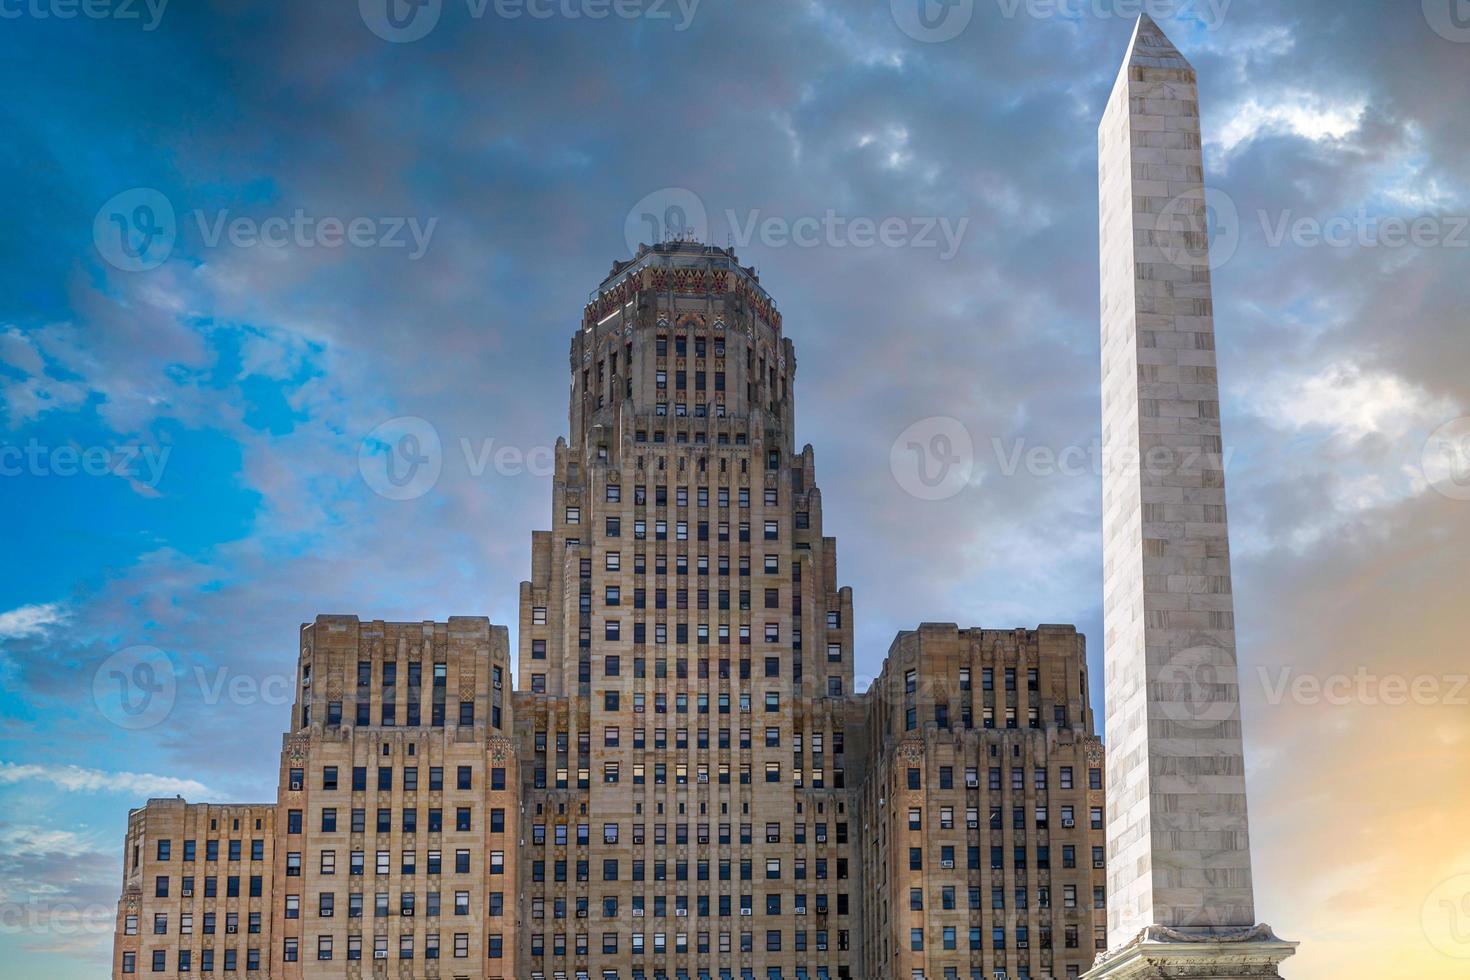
[111,241,1109,980]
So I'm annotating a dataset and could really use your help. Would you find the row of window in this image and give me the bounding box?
[903,765,1103,794]
[903,923,1106,952]
[119,932,497,971]
[541,928,845,957]
[290,765,507,793]
[906,883,1106,911]
[273,845,508,879]
[569,512,782,541]
[288,806,508,836]
[529,857,849,884]
[542,727,845,752]
[601,485,774,508]
[146,839,264,864]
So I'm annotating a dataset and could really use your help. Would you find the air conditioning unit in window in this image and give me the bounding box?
[794,906,806,915]
[374,949,387,959]
[633,836,644,845]
[675,909,688,917]
[697,774,709,783]
[698,836,709,845]
[226,925,237,934]
[1062,819,1075,828]
[289,778,303,791]
[966,776,979,788]
[816,943,827,952]
[1018,940,1028,949]
[967,820,979,829]
[1094,860,1105,869]
[632,909,644,917]
[740,908,752,916]
[576,909,588,918]
[940,860,955,869]
[402,908,414,916]
[815,834,827,843]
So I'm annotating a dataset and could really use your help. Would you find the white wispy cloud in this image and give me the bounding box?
[0,825,107,858]
[0,603,67,640]
[1240,361,1457,443]
[0,763,212,799]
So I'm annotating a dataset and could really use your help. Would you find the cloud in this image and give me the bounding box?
[1242,362,1458,443]
[0,603,67,641]
[0,764,212,800]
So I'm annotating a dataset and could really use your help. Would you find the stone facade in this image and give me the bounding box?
[856,625,1108,980]
[108,242,1108,979]
[1089,14,1293,979]
[113,800,277,976]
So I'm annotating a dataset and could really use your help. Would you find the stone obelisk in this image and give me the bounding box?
[1087,15,1296,979]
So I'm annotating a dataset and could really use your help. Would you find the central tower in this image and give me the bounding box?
[515,241,861,977]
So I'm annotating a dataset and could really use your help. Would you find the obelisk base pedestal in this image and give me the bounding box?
[1084,925,1298,980]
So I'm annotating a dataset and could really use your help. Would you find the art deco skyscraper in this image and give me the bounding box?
[514,241,863,977]
[1091,15,1294,978]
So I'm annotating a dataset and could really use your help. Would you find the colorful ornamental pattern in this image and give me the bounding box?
[584,253,782,331]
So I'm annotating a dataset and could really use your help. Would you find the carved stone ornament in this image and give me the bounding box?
[286,736,309,766]
[1085,923,1297,980]
[899,738,924,763]
[487,734,514,762]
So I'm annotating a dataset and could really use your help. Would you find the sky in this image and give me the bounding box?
[1,1,1468,977]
